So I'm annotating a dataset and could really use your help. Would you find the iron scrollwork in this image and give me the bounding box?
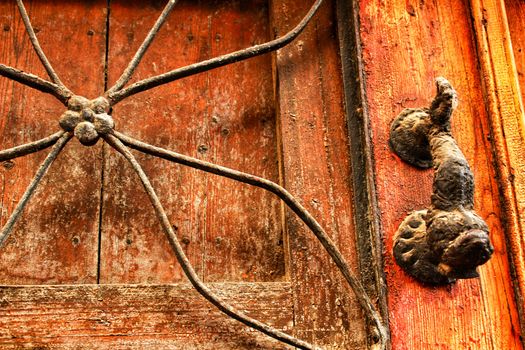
[0,0,388,349]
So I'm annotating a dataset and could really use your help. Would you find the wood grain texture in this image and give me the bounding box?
[0,0,106,284]
[506,0,525,106]
[357,0,522,348]
[271,0,369,348]
[498,0,525,322]
[335,0,390,332]
[0,282,293,349]
[101,0,284,283]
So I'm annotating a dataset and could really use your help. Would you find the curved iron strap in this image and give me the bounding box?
[106,0,325,104]
[0,64,71,104]
[104,134,323,350]
[0,132,71,247]
[0,0,388,348]
[0,0,71,104]
[16,0,70,93]
[114,130,388,344]
[0,131,64,162]
[106,0,180,93]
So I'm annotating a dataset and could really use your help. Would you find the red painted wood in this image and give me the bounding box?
[0,0,106,284]
[478,0,525,333]
[358,0,522,348]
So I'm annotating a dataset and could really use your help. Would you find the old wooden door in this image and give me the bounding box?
[0,0,524,349]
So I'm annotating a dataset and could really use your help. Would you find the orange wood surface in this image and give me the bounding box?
[1,0,524,349]
[0,282,293,349]
[506,0,525,105]
[0,0,106,284]
[470,0,525,312]
[503,0,525,320]
[271,0,368,348]
[101,0,285,284]
[358,0,523,348]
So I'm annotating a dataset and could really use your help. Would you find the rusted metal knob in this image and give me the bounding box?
[390,77,494,285]
[59,95,113,146]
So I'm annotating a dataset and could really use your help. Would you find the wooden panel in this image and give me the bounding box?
[501,0,525,322]
[271,0,369,348]
[0,0,106,284]
[101,0,284,283]
[505,0,525,106]
[0,282,292,349]
[357,0,522,348]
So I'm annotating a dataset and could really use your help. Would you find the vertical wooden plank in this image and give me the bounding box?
[335,0,390,336]
[505,0,525,105]
[485,0,525,327]
[102,0,285,283]
[271,0,369,348]
[358,0,522,348]
[0,0,107,284]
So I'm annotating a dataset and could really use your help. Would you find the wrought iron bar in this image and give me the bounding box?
[113,130,388,347]
[0,131,64,162]
[0,132,70,248]
[106,0,324,105]
[104,133,322,350]
[16,0,71,95]
[106,0,180,94]
[0,64,71,105]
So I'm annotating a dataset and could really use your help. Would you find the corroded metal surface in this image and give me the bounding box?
[391,78,494,285]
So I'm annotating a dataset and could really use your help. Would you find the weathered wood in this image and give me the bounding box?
[500,0,525,327]
[0,0,106,284]
[271,0,369,348]
[470,0,525,303]
[335,0,390,337]
[0,1,374,348]
[101,0,284,283]
[0,282,292,349]
[506,0,525,106]
[357,0,523,348]
[4,1,522,349]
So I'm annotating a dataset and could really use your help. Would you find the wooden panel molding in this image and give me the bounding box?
[474,0,525,326]
[271,0,371,348]
[0,282,292,349]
